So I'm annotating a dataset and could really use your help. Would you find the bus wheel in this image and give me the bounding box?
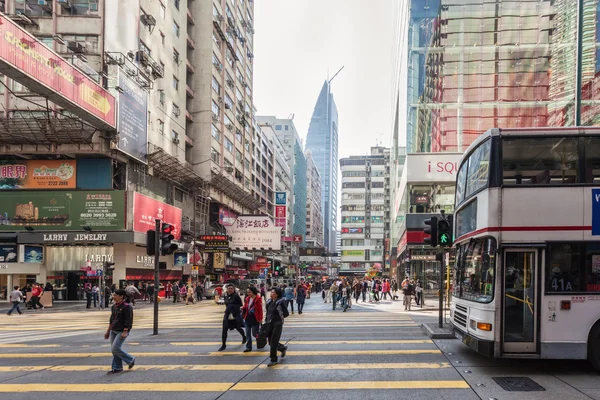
[589,323,600,371]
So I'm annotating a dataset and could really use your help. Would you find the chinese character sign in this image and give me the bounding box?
[275,192,287,205]
[225,215,282,250]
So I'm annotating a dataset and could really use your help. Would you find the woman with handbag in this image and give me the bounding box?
[218,284,246,351]
[241,286,263,352]
[295,283,306,315]
[264,287,289,367]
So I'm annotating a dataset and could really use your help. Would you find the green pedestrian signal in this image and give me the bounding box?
[440,233,449,244]
[437,216,453,248]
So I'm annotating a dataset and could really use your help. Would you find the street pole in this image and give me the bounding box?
[575,0,583,126]
[153,218,160,336]
[439,248,444,329]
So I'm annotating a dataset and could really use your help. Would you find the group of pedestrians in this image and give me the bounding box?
[6,282,48,315]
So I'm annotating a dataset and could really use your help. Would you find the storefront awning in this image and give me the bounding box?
[0,233,17,243]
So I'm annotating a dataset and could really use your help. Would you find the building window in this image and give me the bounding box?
[211,76,221,95]
[64,0,99,15]
[174,188,184,202]
[173,76,179,91]
[224,94,234,109]
[173,49,180,65]
[158,119,165,135]
[60,35,99,54]
[160,31,165,46]
[235,130,242,143]
[173,20,180,37]
[225,138,234,153]
[212,101,220,116]
[226,50,234,68]
[160,2,165,18]
[172,103,180,118]
[211,147,220,163]
[275,125,282,130]
[211,124,221,142]
[245,158,250,171]
[171,130,179,143]
[224,114,233,128]
[173,0,179,10]
[236,149,243,163]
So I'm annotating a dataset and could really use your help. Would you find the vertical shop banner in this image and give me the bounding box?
[213,253,225,270]
[0,14,115,129]
[0,190,125,231]
[275,192,287,205]
[218,207,237,226]
[117,72,148,163]
[275,205,286,228]
[133,192,183,240]
[0,161,76,189]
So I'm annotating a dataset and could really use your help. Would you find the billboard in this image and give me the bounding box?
[117,72,148,162]
[225,215,282,250]
[132,192,183,240]
[0,160,76,189]
[199,235,230,253]
[0,190,125,231]
[24,245,43,264]
[0,14,115,129]
[0,244,17,262]
[275,192,287,205]
[218,207,237,226]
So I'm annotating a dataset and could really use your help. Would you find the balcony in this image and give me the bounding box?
[186,34,195,50]
[186,110,194,122]
[186,84,195,98]
[187,8,195,25]
[186,59,196,74]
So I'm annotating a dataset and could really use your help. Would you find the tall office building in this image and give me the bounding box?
[339,147,389,274]
[305,149,324,247]
[305,80,339,253]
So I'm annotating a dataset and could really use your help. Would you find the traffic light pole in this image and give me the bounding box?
[439,248,444,329]
[153,219,160,335]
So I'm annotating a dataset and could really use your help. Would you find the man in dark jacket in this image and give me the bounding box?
[218,285,245,351]
[265,287,289,366]
[104,289,135,374]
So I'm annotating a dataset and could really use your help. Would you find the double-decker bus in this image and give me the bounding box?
[450,127,600,370]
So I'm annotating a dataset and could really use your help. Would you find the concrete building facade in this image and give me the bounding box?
[305,149,323,248]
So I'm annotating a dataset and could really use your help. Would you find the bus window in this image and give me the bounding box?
[465,139,491,198]
[502,137,579,185]
[583,137,600,183]
[546,243,581,293]
[457,237,496,303]
[585,244,600,292]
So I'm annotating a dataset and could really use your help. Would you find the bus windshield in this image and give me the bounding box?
[454,237,497,303]
[455,139,491,207]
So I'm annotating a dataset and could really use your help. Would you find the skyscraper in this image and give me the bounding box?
[305,80,339,252]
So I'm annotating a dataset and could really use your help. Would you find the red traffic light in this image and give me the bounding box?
[162,224,174,234]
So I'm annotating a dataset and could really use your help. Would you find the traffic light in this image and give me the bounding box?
[423,216,438,248]
[273,260,281,276]
[438,216,453,247]
[160,223,178,256]
[103,261,115,276]
[146,230,156,256]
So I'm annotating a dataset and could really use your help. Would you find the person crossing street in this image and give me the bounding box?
[104,289,135,374]
[7,286,23,316]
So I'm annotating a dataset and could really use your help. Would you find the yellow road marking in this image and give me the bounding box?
[0,365,254,372]
[232,381,470,390]
[211,349,441,356]
[0,383,231,392]
[0,352,197,358]
[0,344,60,348]
[259,362,451,370]
[172,340,432,346]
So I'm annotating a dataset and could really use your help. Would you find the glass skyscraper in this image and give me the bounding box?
[306,80,339,252]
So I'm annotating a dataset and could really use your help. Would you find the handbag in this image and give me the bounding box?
[256,323,271,349]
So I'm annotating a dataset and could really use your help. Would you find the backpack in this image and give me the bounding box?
[407,284,415,295]
[279,299,290,318]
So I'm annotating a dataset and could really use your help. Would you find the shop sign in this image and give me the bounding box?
[133,192,182,239]
[213,253,225,270]
[136,255,154,267]
[0,190,125,231]
[275,192,287,205]
[342,250,364,256]
[116,72,148,163]
[19,232,132,244]
[219,207,237,226]
[199,235,230,253]
[86,254,113,263]
[406,153,462,183]
[0,245,17,263]
[225,216,282,250]
[0,160,76,189]
[410,254,437,261]
[0,14,115,129]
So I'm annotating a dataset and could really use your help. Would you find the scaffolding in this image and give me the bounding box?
[210,171,262,211]
[0,113,98,145]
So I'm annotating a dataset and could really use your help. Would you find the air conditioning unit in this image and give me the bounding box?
[213,62,223,71]
[172,138,180,144]
[224,103,231,109]
[140,14,156,27]
[212,112,219,122]
[226,78,234,88]
[216,15,224,22]
[226,123,234,131]
[67,41,84,54]
[173,106,180,117]
[218,97,224,104]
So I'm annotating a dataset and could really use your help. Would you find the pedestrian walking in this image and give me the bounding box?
[147,283,155,303]
[218,284,246,351]
[7,286,24,316]
[242,286,263,352]
[402,277,414,310]
[415,280,424,306]
[166,282,172,299]
[373,280,380,302]
[104,285,112,308]
[283,284,295,315]
[353,280,362,303]
[172,281,179,303]
[296,283,306,314]
[85,285,93,309]
[104,289,135,374]
[265,287,289,367]
[214,284,223,303]
[125,283,140,305]
[330,281,339,310]
[29,283,44,310]
[179,284,187,303]
[341,281,350,312]
[195,284,203,302]
[381,279,390,300]
[92,285,100,307]
[186,284,195,305]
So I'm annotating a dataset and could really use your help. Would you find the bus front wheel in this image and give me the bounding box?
[589,323,600,372]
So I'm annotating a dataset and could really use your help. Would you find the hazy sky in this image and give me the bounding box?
[254,0,396,158]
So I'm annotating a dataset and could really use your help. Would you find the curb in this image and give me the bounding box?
[421,322,456,339]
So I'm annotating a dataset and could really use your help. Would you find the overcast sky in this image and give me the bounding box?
[253,0,396,158]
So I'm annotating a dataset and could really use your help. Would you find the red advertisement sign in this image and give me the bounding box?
[0,14,115,129]
[133,192,183,239]
[275,218,286,227]
[275,206,286,218]
[293,235,303,243]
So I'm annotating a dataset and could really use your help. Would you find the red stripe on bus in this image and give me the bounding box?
[455,226,592,242]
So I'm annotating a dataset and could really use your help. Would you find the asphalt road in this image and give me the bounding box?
[0,296,598,399]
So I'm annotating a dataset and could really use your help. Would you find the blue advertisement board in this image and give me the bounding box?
[593,189,600,235]
[0,244,17,262]
[117,72,148,163]
[24,245,43,263]
[275,192,286,205]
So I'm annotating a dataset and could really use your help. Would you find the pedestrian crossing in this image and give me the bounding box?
[0,300,475,398]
